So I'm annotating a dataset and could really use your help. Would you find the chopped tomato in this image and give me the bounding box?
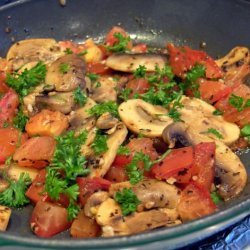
[131,43,148,53]
[126,78,150,97]
[104,165,128,183]
[70,209,101,238]
[105,26,132,49]
[167,43,223,79]
[215,84,250,127]
[198,79,232,103]
[0,128,27,163]
[151,147,194,183]
[0,72,9,93]
[77,177,111,206]
[58,40,80,54]
[177,182,216,221]
[0,89,19,127]
[192,142,216,190]
[26,169,47,204]
[87,62,112,75]
[13,136,56,168]
[30,201,71,238]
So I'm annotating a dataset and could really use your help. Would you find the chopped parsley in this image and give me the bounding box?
[206,128,224,139]
[114,188,140,216]
[106,32,131,52]
[64,48,73,54]
[0,173,31,208]
[45,131,89,220]
[91,130,108,155]
[6,62,47,97]
[167,94,184,122]
[147,65,174,83]
[117,145,130,156]
[241,124,250,141]
[134,65,147,78]
[119,88,132,101]
[3,121,10,128]
[13,108,28,131]
[229,94,250,112]
[213,109,223,116]
[77,50,87,56]
[59,63,70,74]
[88,101,119,118]
[73,87,87,106]
[210,191,222,205]
[95,82,101,88]
[87,73,99,82]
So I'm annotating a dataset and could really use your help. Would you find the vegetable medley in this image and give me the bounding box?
[0,26,248,237]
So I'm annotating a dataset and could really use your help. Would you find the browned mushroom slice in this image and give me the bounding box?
[45,54,86,92]
[6,39,63,71]
[35,92,74,114]
[95,198,179,236]
[162,122,247,200]
[106,53,167,72]
[119,99,172,137]
[89,76,117,103]
[96,112,119,130]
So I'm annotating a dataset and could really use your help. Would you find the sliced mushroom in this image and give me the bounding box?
[179,96,240,145]
[95,198,179,236]
[109,179,180,211]
[35,91,74,114]
[96,112,119,130]
[89,123,128,177]
[68,98,97,133]
[0,205,11,231]
[215,47,250,87]
[162,122,247,200]
[89,76,117,103]
[45,54,86,92]
[7,39,63,71]
[119,99,172,137]
[106,53,167,72]
[84,191,110,218]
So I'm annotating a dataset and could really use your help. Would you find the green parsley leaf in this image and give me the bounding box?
[106,32,131,52]
[87,73,99,82]
[213,109,223,116]
[64,48,73,54]
[59,63,70,74]
[206,128,224,139]
[0,173,31,208]
[67,201,80,221]
[73,87,87,106]
[117,146,130,156]
[5,155,13,166]
[241,124,250,142]
[3,121,10,128]
[88,101,119,118]
[119,88,132,101]
[210,191,222,205]
[147,65,174,83]
[91,130,108,155]
[6,62,47,97]
[77,50,87,56]
[229,94,244,111]
[134,65,147,78]
[95,82,101,88]
[167,94,184,122]
[186,64,205,83]
[114,188,140,216]
[13,108,28,131]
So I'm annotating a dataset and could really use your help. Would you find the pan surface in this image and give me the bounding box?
[0,0,249,249]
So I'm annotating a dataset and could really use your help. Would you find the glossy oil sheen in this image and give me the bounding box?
[0,0,249,249]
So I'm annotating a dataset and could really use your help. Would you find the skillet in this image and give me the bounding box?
[0,0,249,249]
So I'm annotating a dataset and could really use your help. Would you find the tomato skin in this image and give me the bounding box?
[0,128,27,164]
[198,79,232,104]
[151,147,194,183]
[87,62,112,75]
[13,136,56,168]
[105,26,132,49]
[192,142,216,190]
[58,41,80,54]
[131,43,148,53]
[77,177,111,206]
[0,90,19,127]
[177,182,216,221]
[26,169,47,204]
[126,78,150,97]
[0,72,9,93]
[167,43,223,79]
[30,201,71,238]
